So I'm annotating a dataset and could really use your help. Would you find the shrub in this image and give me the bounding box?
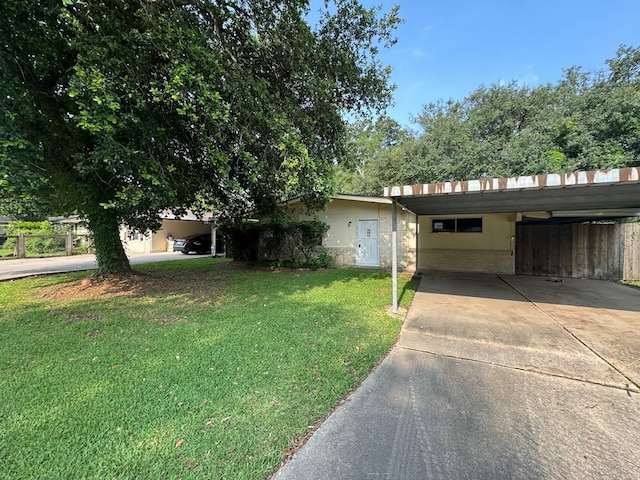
[4,221,54,235]
[2,221,70,256]
[24,235,66,255]
[223,219,331,268]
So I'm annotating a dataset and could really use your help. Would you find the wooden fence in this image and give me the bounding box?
[516,222,639,281]
[0,233,92,259]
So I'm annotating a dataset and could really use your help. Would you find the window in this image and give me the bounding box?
[431,219,456,233]
[456,218,483,232]
[432,218,482,233]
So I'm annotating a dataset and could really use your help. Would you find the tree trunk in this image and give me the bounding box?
[87,208,131,274]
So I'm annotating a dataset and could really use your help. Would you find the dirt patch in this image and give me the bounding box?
[38,267,231,303]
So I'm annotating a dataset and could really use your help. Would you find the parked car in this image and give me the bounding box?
[172,233,211,255]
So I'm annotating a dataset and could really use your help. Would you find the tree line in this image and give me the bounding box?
[338,45,640,195]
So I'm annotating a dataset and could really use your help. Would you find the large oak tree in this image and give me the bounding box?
[0,0,400,273]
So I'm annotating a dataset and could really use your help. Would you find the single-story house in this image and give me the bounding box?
[48,216,91,235]
[285,194,417,271]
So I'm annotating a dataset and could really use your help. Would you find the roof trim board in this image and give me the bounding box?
[383,167,640,217]
[287,194,393,207]
[384,167,640,198]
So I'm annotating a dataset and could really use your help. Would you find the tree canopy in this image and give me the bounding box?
[0,0,400,272]
[341,45,640,195]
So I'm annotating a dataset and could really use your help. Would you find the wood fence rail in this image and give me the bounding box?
[0,233,93,259]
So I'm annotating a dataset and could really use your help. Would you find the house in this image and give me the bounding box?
[285,194,417,271]
[48,215,90,235]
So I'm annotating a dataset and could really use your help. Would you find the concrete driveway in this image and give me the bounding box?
[273,272,640,479]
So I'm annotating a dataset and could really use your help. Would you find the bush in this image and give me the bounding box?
[24,236,66,255]
[4,221,54,236]
[2,221,73,257]
[223,219,331,268]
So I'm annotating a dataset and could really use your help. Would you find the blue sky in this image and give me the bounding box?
[340,0,640,127]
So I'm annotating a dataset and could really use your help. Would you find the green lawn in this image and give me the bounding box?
[0,258,418,479]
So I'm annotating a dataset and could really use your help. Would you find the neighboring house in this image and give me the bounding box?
[285,194,417,272]
[120,210,216,254]
[48,215,90,235]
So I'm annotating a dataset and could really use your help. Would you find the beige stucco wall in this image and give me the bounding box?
[120,228,152,254]
[418,214,515,274]
[287,198,417,271]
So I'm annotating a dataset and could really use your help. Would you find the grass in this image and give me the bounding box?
[0,258,418,479]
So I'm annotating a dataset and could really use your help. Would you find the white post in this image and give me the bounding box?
[66,232,74,256]
[392,198,398,313]
[18,233,26,258]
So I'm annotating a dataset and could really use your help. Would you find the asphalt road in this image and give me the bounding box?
[0,251,204,281]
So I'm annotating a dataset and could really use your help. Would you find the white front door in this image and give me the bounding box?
[356,219,379,266]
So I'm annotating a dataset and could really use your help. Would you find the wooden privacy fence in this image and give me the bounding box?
[516,222,640,281]
[0,233,93,259]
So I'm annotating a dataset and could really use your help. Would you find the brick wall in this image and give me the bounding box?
[379,207,417,272]
[419,248,514,274]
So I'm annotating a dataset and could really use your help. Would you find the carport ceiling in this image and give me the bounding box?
[384,167,640,218]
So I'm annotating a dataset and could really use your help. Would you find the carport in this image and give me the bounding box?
[384,167,640,312]
[121,210,221,254]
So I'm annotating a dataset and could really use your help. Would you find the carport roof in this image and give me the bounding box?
[383,167,640,219]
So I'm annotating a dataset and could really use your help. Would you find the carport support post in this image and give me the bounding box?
[392,198,398,313]
[211,225,217,256]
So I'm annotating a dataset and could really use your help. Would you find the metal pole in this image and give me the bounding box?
[211,225,217,257]
[392,198,398,313]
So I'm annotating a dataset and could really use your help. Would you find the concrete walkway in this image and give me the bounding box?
[272,272,640,480]
[0,251,201,281]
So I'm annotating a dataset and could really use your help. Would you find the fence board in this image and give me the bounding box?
[624,224,640,280]
[516,222,636,280]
